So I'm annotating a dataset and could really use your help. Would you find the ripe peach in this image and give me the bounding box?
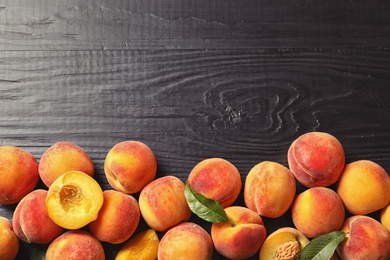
[0,216,19,260]
[211,206,267,260]
[244,161,296,218]
[0,146,39,205]
[336,160,390,215]
[187,158,241,208]
[46,230,105,260]
[380,203,390,232]
[13,189,64,244]
[115,229,159,260]
[291,187,345,238]
[287,132,345,188]
[337,215,390,260]
[158,222,213,260]
[139,176,191,231]
[89,190,140,244]
[39,142,94,188]
[104,140,157,194]
[46,170,104,230]
[259,227,309,260]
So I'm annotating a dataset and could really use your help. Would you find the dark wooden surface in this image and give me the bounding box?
[1,0,390,259]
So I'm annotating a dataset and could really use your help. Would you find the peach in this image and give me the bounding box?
[115,229,159,260]
[336,160,390,215]
[46,170,104,230]
[139,176,191,231]
[0,146,39,205]
[46,230,105,260]
[259,227,309,260]
[211,206,267,260]
[291,187,345,238]
[39,142,94,188]
[89,190,140,244]
[13,189,64,244]
[187,158,241,208]
[0,216,19,260]
[287,132,345,188]
[158,222,213,260]
[104,140,157,194]
[380,203,390,232]
[337,215,390,260]
[244,161,296,218]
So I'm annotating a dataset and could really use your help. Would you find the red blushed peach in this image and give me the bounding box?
[139,176,192,232]
[13,189,64,244]
[288,132,345,188]
[337,215,390,260]
[104,140,157,194]
[244,161,296,218]
[291,187,345,238]
[0,217,19,260]
[89,190,140,244]
[0,146,39,205]
[336,160,390,215]
[211,206,267,260]
[158,222,213,260]
[187,158,242,208]
[46,230,105,260]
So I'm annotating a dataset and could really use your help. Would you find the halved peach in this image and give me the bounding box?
[115,229,159,260]
[46,170,104,230]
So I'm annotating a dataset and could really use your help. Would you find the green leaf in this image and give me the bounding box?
[184,182,229,223]
[299,231,346,260]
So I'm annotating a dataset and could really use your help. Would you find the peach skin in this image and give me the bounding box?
[0,216,19,260]
[380,203,390,232]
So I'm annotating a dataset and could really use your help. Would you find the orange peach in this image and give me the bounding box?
[337,215,390,260]
[211,206,267,260]
[287,132,345,188]
[13,189,64,244]
[336,160,390,215]
[39,142,94,188]
[380,203,390,232]
[158,222,213,260]
[115,229,159,260]
[0,146,39,205]
[46,170,104,230]
[244,161,296,218]
[0,216,19,260]
[89,190,140,244]
[104,140,157,194]
[291,187,345,238]
[46,230,105,260]
[187,158,241,208]
[139,176,191,231]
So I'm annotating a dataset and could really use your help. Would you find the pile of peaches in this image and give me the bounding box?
[0,131,389,260]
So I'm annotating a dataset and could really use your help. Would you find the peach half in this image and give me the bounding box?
[380,203,390,232]
[46,171,104,230]
[104,140,157,194]
[115,229,159,260]
[0,146,39,205]
[0,216,19,260]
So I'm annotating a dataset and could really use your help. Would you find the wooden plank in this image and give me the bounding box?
[0,0,389,50]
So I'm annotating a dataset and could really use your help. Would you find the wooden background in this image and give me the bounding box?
[1,0,390,259]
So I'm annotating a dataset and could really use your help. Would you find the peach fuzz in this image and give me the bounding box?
[291,187,345,238]
[89,190,140,244]
[336,160,390,215]
[158,222,213,260]
[13,189,64,244]
[46,171,104,230]
[187,158,241,208]
[116,229,159,260]
[104,140,157,194]
[337,215,390,260]
[46,230,105,260]
[287,132,345,188]
[211,206,267,260]
[0,217,19,260]
[139,176,191,231]
[39,142,94,188]
[0,146,39,205]
[380,203,390,232]
[244,161,296,218]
